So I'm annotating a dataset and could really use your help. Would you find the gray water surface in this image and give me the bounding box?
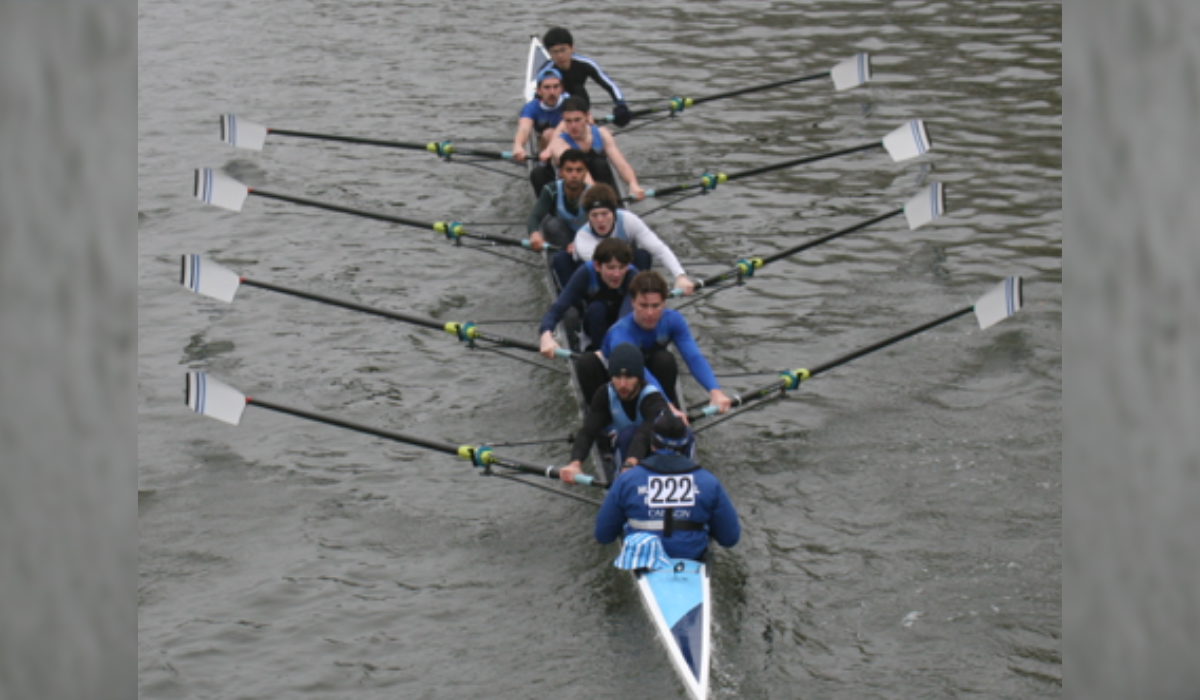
[139,2,1061,698]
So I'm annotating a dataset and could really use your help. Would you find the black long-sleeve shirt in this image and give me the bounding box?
[570,383,669,464]
[537,55,624,110]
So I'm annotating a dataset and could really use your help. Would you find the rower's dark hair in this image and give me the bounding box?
[593,237,632,266]
[543,27,573,49]
[629,270,669,300]
[581,183,619,212]
[559,148,587,168]
[561,96,590,115]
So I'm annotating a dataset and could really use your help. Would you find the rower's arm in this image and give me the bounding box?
[569,390,616,464]
[600,129,643,199]
[670,314,721,392]
[526,186,555,234]
[511,117,534,160]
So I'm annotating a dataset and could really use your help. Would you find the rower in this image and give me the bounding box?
[552,183,693,300]
[512,67,569,173]
[577,269,732,413]
[537,26,632,126]
[532,96,645,200]
[539,237,639,356]
[594,412,741,562]
[527,148,589,254]
[558,343,674,485]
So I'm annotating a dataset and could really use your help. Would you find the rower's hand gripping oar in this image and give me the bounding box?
[669,183,946,297]
[179,255,578,360]
[603,53,871,124]
[192,168,546,250]
[687,277,1025,421]
[636,118,932,200]
[218,114,517,161]
[184,372,605,491]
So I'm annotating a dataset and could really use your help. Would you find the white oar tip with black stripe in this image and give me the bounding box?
[974,277,1023,330]
[903,182,945,230]
[882,119,932,162]
[180,255,242,302]
[193,168,250,212]
[185,372,247,426]
[219,114,268,151]
[831,53,871,91]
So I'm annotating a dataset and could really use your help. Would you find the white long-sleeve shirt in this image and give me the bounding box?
[572,210,686,280]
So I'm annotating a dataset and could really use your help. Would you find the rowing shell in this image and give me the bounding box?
[523,36,713,700]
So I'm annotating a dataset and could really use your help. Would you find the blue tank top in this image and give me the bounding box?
[607,383,660,432]
[559,125,604,154]
[554,180,588,231]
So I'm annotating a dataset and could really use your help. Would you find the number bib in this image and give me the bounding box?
[646,474,696,509]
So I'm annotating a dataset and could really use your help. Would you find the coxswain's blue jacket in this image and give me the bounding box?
[594,452,740,561]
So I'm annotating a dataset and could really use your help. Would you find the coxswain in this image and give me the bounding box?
[536,26,632,126]
[594,412,741,562]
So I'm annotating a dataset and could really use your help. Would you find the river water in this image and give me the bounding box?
[138,1,1061,697]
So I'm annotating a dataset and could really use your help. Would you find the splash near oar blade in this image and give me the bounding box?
[830,53,871,91]
[903,182,945,230]
[973,276,1023,329]
[181,255,242,302]
[882,119,932,162]
[193,168,249,212]
[185,372,247,426]
[220,114,268,150]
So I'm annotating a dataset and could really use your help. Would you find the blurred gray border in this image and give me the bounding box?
[0,3,135,698]
[1066,1,1200,698]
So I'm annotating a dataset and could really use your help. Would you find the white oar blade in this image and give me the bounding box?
[903,182,945,230]
[882,119,932,162]
[180,255,241,303]
[193,168,249,212]
[973,277,1024,330]
[185,372,247,426]
[220,114,268,151]
[831,53,871,91]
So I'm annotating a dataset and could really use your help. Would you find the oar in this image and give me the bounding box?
[218,114,515,160]
[184,372,606,494]
[688,277,1025,421]
[670,183,945,297]
[191,168,542,250]
[603,53,871,124]
[180,255,576,359]
[636,119,932,200]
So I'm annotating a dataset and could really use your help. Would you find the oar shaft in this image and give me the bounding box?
[245,397,578,482]
[806,306,973,378]
[250,188,434,230]
[724,141,880,183]
[240,278,551,355]
[688,305,975,422]
[248,189,532,249]
[758,208,902,266]
[645,141,882,199]
[696,207,904,289]
[242,278,445,332]
[266,128,430,152]
[688,70,829,106]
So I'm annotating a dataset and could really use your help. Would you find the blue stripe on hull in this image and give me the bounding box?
[671,604,704,679]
